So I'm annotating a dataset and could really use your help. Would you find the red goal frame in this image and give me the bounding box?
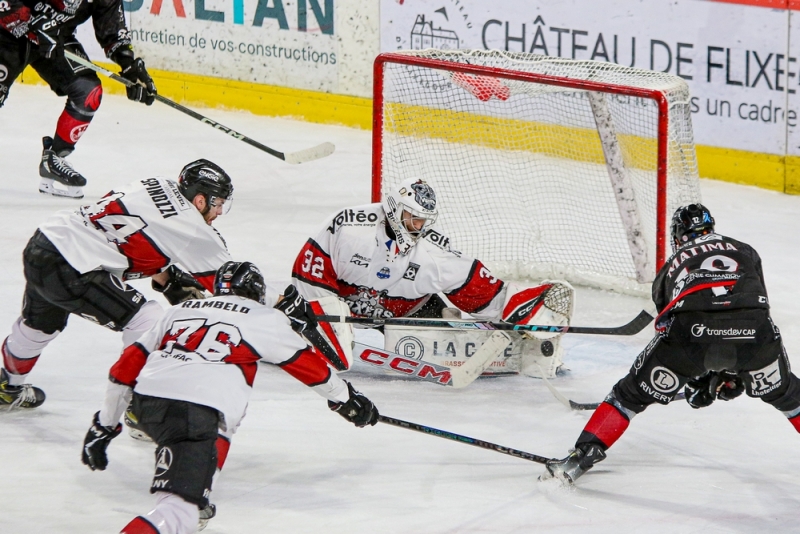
[371,51,673,273]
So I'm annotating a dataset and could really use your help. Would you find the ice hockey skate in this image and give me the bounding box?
[198,503,216,531]
[38,137,87,199]
[540,444,606,484]
[0,368,46,409]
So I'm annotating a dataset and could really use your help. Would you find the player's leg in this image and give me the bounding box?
[31,37,102,198]
[544,330,699,483]
[0,232,74,407]
[0,33,29,111]
[122,394,219,533]
[735,315,800,430]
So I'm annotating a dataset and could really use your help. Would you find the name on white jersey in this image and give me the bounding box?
[181,299,251,314]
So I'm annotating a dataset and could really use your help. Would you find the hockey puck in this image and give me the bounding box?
[541,340,554,357]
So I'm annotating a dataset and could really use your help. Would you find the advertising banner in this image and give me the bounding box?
[77,0,377,96]
[380,0,799,157]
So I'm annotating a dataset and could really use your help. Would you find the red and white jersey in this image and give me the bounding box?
[107,294,349,433]
[292,203,506,319]
[38,177,231,291]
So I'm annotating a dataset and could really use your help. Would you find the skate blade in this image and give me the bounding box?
[39,178,84,199]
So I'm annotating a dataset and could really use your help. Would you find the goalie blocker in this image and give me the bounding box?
[382,281,574,380]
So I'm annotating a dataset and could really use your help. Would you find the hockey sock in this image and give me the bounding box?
[52,81,103,155]
[788,413,800,433]
[120,516,160,534]
[577,401,631,449]
[215,434,231,471]
[127,492,199,534]
[3,318,59,385]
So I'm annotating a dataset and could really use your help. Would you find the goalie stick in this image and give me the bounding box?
[317,310,654,336]
[354,330,510,389]
[379,415,553,465]
[64,51,335,165]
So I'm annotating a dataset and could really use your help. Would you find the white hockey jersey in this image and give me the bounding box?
[39,177,231,291]
[291,203,506,319]
[106,294,350,434]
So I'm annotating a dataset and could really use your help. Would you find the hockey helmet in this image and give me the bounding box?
[213,261,266,304]
[178,159,234,213]
[383,178,438,254]
[670,203,715,251]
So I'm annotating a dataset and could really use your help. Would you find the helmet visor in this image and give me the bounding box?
[400,206,437,238]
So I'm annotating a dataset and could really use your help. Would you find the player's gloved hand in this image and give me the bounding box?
[111,46,156,105]
[713,370,744,401]
[27,15,63,59]
[684,372,716,409]
[82,411,122,471]
[153,265,206,306]
[328,381,379,428]
[275,284,318,335]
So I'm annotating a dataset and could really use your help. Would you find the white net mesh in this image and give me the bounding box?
[376,49,702,295]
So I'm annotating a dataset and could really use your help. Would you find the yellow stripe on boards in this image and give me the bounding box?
[19,64,372,130]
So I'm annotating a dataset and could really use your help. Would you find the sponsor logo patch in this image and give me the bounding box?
[403,262,420,281]
[155,446,173,477]
[395,336,424,360]
[377,267,391,279]
[749,360,782,396]
[349,253,370,268]
[650,366,680,394]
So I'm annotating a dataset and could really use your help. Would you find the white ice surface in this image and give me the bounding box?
[4,84,800,533]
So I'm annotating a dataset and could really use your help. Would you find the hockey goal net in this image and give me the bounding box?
[372,50,702,294]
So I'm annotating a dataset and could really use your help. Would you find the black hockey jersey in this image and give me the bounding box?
[1,0,130,58]
[653,233,769,319]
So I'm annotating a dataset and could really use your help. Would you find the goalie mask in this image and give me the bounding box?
[213,261,266,304]
[383,178,438,255]
[670,203,715,252]
[178,159,234,215]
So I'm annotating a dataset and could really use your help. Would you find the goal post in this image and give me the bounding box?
[372,50,702,295]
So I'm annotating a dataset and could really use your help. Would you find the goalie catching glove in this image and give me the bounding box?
[684,370,744,409]
[153,265,206,305]
[82,411,122,471]
[328,381,379,427]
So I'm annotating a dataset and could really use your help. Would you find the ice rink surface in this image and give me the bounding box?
[4,84,800,533]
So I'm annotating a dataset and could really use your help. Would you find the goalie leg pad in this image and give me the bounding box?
[307,297,354,371]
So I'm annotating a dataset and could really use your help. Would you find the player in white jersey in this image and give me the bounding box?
[81,261,379,534]
[0,159,234,409]
[292,177,567,324]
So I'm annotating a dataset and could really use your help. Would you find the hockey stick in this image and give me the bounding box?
[379,415,553,465]
[537,368,601,411]
[318,310,654,336]
[354,330,510,389]
[64,51,335,165]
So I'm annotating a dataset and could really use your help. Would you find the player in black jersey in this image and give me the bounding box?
[543,204,800,484]
[0,0,156,198]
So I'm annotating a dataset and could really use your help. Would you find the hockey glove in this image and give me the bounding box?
[27,15,63,59]
[684,372,716,409]
[111,46,156,105]
[153,265,206,306]
[275,284,318,335]
[714,370,744,402]
[82,411,122,471]
[328,381,379,428]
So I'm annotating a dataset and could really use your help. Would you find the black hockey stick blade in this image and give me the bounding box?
[568,400,601,410]
[64,51,335,164]
[378,415,553,465]
[317,310,654,336]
